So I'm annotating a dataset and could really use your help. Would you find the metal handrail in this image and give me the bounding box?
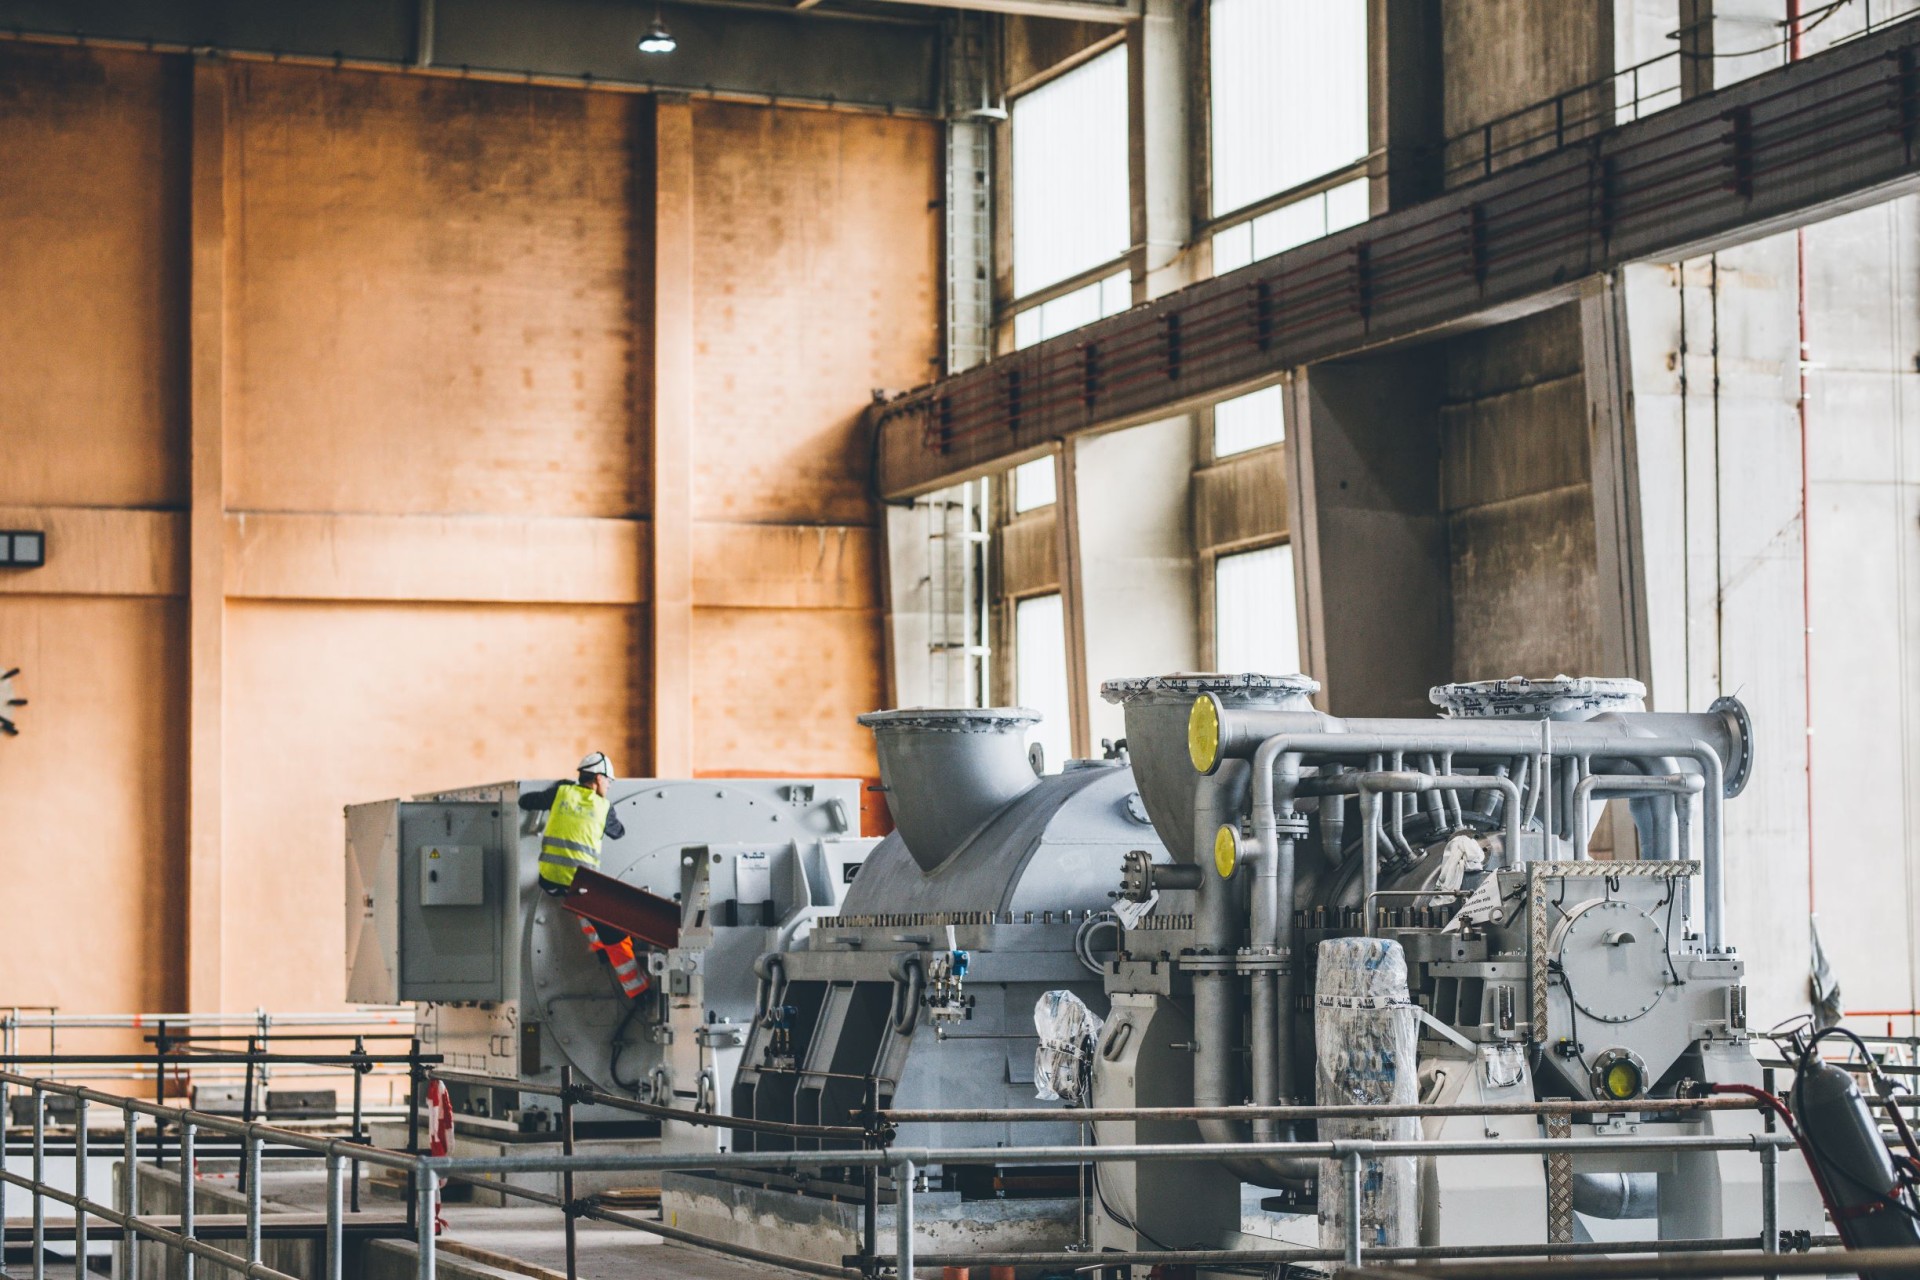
[0,1063,1870,1280]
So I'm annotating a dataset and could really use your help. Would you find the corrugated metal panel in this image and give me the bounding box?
[1213,383,1286,457]
[1012,46,1130,295]
[1209,0,1367,217]
[1214,542,1300,675]
[1015,592,1073,771]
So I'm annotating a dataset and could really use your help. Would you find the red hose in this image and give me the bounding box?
[1713,1082,1847,1228]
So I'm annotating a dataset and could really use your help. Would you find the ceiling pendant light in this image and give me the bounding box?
[638,9,676,55]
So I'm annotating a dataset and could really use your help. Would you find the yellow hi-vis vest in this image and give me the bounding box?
[538,783,609,888]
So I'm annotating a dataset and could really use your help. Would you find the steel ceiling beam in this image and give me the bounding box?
[810,0,1139,20]
[0,0,943,112]
[873,15,1920,498]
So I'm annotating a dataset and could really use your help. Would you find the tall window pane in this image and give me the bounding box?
[1012,458,1056,512]
[1215,543,1301,675]
[1210,0,1368,216]
[1214,384,1286,458]
[1012,47,1130,296]
[1015,593,1072,772]
[1013,271,1132,350]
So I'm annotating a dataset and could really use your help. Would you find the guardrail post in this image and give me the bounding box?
[74,1094,89,1278]
[153,1021,169,1172]
[0,1069,9,1254]
[245,1129,262,1266]
[240,1035,258,1196]
[1342,1148,1363,1268]
[1761,1140,1780,1274]
[326,1150,345,1280]
[181,1119,196,1280]
[351,1035,368,1213]
[893,1158,915,1280]
[121,1099,139,1280]
[31,1083,45,1280]
[404,1038,422,1234]
[561,1064,578,1280]
[416,1162,438,1280]
[861,1077,880,1279]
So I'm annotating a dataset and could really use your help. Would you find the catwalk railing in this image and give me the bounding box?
[5,1063,1912,1280]
[873,9,1920,498]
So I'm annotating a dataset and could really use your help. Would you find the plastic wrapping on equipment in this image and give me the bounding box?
[1315,937,1419,1251]
[1033,989,1103,1105]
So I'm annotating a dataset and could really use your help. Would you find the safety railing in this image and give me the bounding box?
[7,1063,1907,1280]
[1437,0,1918,186]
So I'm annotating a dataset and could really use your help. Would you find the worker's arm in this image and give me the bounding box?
[518,783,561,812]
[603,808,626,841]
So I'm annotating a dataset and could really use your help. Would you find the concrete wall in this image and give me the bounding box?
[1442,304,1602,682]
[1624,198,1920,1026]
[0,43,938,1016]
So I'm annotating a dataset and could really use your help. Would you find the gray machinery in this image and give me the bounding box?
[662,708,1160,1264]
[1095,672,1826,1252]
[344,776,873,1131]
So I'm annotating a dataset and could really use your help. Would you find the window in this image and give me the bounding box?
[1012,457,1056,512]
[1211,179,1370,274]
[1208,0,1368,271]
[1215,543,1301,676]
[1013,271,1132,349]
[1210,0,1367,216]
[1011,46,1130,338]
[1015,593,1072,772]
[1213,384,1287,458]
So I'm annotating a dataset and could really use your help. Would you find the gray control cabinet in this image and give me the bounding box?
[346,798,510,1004]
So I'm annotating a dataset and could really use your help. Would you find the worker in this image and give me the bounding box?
[519,751,648,999]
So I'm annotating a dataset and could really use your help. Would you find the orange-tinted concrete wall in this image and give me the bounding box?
[0,46,190,1018]
[0,41,939,1015]
[688,102,939,776]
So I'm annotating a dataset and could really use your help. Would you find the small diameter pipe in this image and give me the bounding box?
[1220,724,1729,949]
[1572,774,1704,863]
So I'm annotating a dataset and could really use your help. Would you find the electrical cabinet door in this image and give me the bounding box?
[345,800,402,1003]
[399,801,507,1002]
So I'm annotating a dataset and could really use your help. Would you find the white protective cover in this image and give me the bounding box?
[1315,936,1419,1250]
[1033,989,1104,1105]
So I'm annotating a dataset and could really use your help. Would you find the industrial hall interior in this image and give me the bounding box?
[17,0,1920,1276]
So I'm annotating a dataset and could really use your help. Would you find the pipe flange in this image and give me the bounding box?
[1100,672,1320,706]
[1709,695,1753,797]
[1178,951,1293,974]
[856,707,1041,733]
[1431,675,1646,719]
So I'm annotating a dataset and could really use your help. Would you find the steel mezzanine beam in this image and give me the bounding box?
[874,14,1920,498]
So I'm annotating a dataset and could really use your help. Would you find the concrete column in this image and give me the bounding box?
[1054,443,1091,760]
[1126,0,1192,303]
[1287,351,1449,718]
[1679,0,1786,98]
[1076,420,1199,750]
[187,57,233,1011]
[1581,274,1653,685]
[1368,0,1444,211]
[648,95,696,776]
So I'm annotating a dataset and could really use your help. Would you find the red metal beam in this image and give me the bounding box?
[558,868,681,951]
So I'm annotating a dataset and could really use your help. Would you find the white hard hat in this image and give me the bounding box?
[578,751,614,780]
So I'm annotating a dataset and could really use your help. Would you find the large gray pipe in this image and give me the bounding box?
[857,709,1041,873]
[1190,768,1316,1189]
[1102,674,1320,862]
[1571,1172,1658,1220]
